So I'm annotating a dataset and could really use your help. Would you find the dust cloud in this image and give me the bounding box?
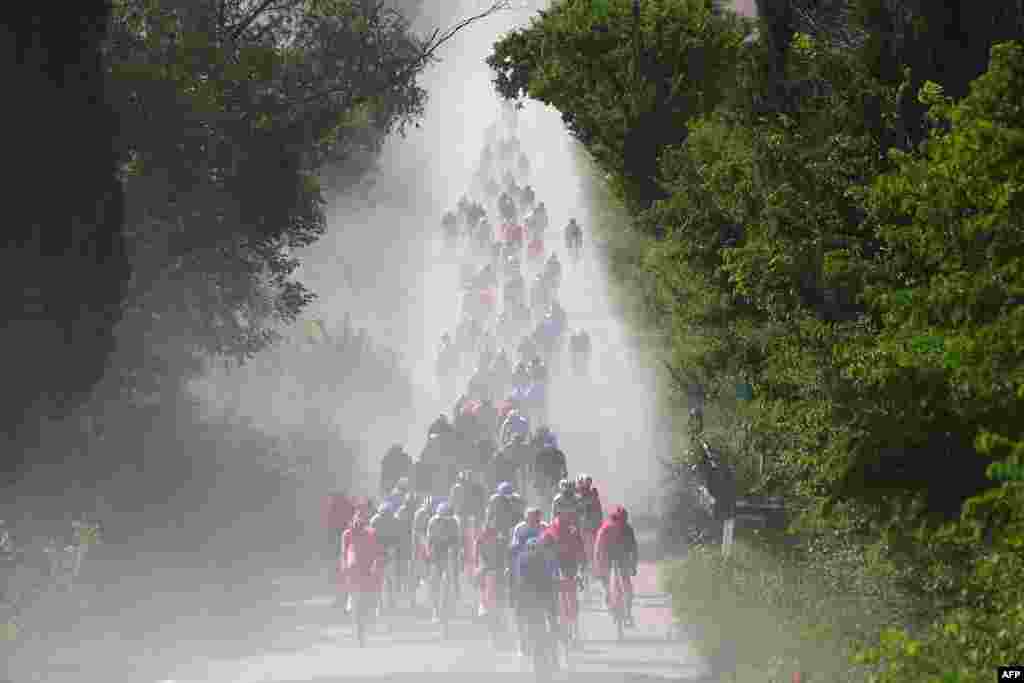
[272,0,667,513]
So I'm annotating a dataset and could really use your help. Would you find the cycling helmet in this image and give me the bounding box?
[497,481,514,496]
[378,501,395,516]
[436,502,453,517]
[559,479,574,495]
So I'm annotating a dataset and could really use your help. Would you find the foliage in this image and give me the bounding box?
[487,0,750,210]
[101,0,443,397]
[492,0,1024,677]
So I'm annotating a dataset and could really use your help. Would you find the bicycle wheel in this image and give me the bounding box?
[612,569,625,642]
[529,611,549,676]
[439,567,450,640]
[353,592,367,647]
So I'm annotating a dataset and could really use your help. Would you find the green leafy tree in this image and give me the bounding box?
[103,0,507,398]
[488,0,749,210]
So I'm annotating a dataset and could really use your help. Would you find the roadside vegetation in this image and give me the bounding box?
[489,1,1024,680]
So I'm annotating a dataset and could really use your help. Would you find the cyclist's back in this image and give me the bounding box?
[427,510,462,558]
[578,487,603,532]
[486,487,526,539]
[551,488,580,521]
[535,446,567,491]
[516,537,558,611]
[370,506,401,551]
[544,512,585,577]
[595,506,638,578]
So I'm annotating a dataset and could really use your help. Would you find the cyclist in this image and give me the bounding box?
[323,489,356,564]
[576,475,603,575]
[466,201,487,232]
[490,439,520,492]
[449,471,471,524]
[511,360,531,389]
[393,491,417,608]
[456,194,473,227]
[339,511,382,618]
[594,505,639,628]
[498,192,518,225]
[543,252,562,289]
[412,495,434,601]
[532,426,557,451]
[512,506,548,548]
[535,441,568,500]
[500,409,530,447]
[485,482,527,541]
[369,501,402,613]
[486,480,526,609]
[543,507,586,642]
[466,469,490,523]
[519,184,536,213]
[426,502,462,622]
[528,201,549,237]
[474,516,503,619]
[384,478,410,510]
[564,218,582,252]
[509,508,547,654]
[380,445,412,498]
[513,535,561,660]
[551,478,580,520]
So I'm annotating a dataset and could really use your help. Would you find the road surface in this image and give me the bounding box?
[5,541,707,683]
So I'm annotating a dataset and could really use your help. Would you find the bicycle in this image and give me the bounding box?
[608,561,628,642]
[351,585,375,647]
[377,547,397,615]
[433,544,460,640]
[557,572,583,652]
[522,601,560,677]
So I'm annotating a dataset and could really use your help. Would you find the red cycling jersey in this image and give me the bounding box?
[340,525,383,593]
[543,515,586,569]
[323,493,356,531]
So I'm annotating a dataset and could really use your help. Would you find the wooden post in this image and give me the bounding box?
[722,517,735,558]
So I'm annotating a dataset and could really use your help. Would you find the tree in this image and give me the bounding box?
[3,2,129,456]
[102,0,511,401]
[488,0,749,211]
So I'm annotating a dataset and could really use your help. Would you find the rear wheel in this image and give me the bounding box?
[353,592,369,647]
[611,569,626,642]
[439,567,451,640]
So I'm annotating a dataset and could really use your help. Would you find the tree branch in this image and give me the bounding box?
[294,1,512,107]
[230,0,297,42]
